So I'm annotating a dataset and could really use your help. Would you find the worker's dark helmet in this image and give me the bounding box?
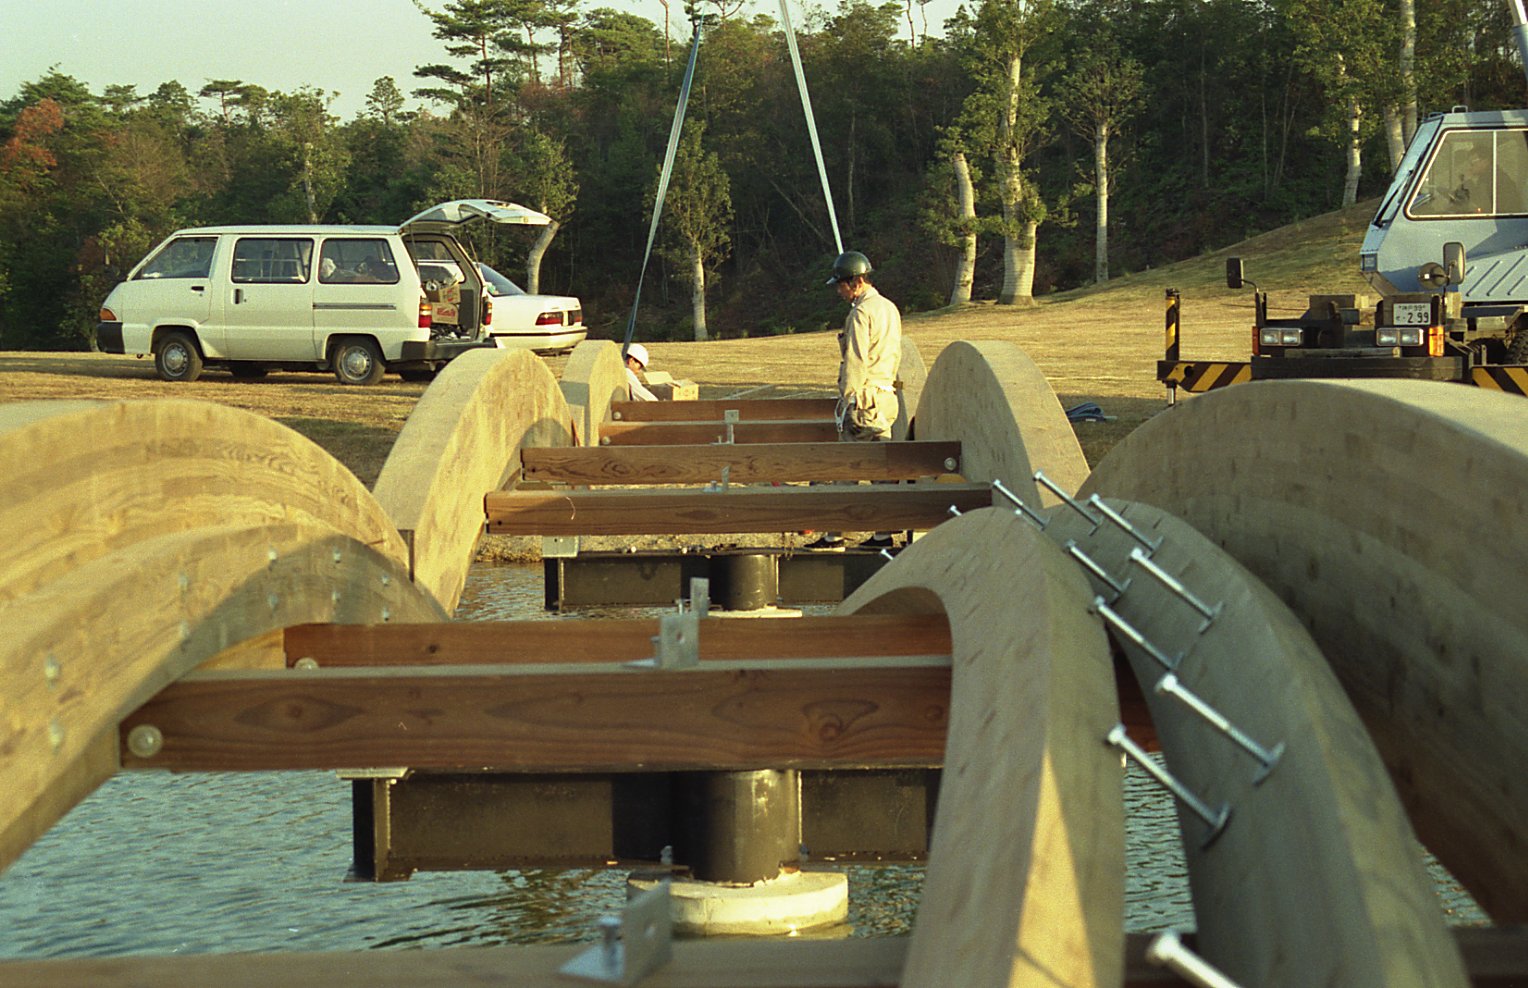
[826,250,874,285]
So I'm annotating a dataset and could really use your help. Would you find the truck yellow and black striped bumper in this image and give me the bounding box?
[1157,360,1251,393]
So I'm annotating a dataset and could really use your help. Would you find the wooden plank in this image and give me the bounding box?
[284,613,952,666]
[372,348,574,614]
[119,660,951,773]
[600,420,840,446]
[1045,499,1469,986]
[841,508,1124,988]
[1,523,444,875]
[611,397,838,422]
[916,340,1089,508]
[1,928,1521,988]
[1083,379,1528,923]
[521,440,962,485]
[484,485,992,536]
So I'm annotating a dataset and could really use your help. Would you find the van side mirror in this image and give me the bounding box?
[1443,242,1466,285]
[1225,258,1245,290]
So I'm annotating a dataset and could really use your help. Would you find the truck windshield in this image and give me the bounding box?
[1408,129,1528,218]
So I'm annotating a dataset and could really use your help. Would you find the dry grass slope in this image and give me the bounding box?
[0,201,1377,477]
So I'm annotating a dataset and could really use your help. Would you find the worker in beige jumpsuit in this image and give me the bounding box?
[807,251,902,550]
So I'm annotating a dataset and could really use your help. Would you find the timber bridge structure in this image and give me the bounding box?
[1,339,1525,986]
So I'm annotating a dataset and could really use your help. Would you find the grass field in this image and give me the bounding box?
[0,201,1376,484]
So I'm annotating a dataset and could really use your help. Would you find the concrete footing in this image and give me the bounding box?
[628,869,849,936]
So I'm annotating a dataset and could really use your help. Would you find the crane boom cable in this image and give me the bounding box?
[621,23,704,355]
[778,0,843,255]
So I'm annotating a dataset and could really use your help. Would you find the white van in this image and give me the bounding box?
[97,199,550,384]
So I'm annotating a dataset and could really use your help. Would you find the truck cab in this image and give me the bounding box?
[1361,109,1528,361]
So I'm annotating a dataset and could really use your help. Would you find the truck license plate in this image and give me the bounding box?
[1391,301,1431,325]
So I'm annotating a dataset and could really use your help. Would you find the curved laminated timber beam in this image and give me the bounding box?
[841,508,1124,988]
[914,340,1088,505]
[372,347,573,613]
[558,339,626,446]
[1083,379,1528,922]
[0,401,445,876]
[1042,496,1468,987]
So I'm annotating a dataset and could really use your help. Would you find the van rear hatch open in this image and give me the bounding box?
[398,199,552,236]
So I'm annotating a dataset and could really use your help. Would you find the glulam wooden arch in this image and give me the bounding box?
[1043,498,1467,987]
[372,347,574,613]
[1083,379,1528,922]
[0,401,445,875]
[841,508,1123,988]
[913,340,1088,504]
[559,339,627,445]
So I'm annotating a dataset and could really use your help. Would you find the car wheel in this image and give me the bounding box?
[154,331,203,383]
[332,337,385,386]
[230,363,269,380]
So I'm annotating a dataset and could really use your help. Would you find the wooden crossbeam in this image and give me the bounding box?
[6,917,1520,987]
[484,484,992,535]
[611,397,837,422]
[284,614,952,667]
[599,420,839,446]
[521,441,962,485]
[119,660,950,773]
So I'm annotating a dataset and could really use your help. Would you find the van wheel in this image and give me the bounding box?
[332,338,385,386]
[154,331,203,383]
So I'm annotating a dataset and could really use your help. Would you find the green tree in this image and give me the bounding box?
[966,0,1055,305]
[513,129,578,292]
[1059,42,1143,282]
[657,124,732,340]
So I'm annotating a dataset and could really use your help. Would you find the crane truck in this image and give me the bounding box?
[1159,0,1528,399]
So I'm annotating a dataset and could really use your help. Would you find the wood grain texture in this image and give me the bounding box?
[520,440,962,485]
[0,399,408,604]
[284,614,952,666]
[600,420,840,445]
[372,348,573,613]
[840,508,1123,988]
[485,484,992,535]
[0,524,444,875]
[1082,379,1528,922]
[915,340,1089,506]
[559,339,626,445]
[893,338,927,443]
[610,398,838,422]
[2,928,1521,988]
[119,661,950,772]
[1044,498,1468,987]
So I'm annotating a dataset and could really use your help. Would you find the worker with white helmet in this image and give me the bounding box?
[624,342,658,401]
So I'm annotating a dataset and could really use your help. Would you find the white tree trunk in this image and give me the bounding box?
[525,219,559,295]
[1400,0,1417,143]
[1094,122,1110,284]
[951,150,976,306]
[1383,107,1405,174]
[690,244,708,341]
[1344,99,1363,207]
[1014,218,1038,303]
[996,51,1032,306]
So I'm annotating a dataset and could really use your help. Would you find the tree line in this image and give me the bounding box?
[0,0,1522,350]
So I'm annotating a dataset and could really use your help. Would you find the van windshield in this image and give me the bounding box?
[135,236,216,280]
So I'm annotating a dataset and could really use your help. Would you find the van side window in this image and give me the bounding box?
[135,236,217,280]
[319,238,400,284]
[232,238,313,284]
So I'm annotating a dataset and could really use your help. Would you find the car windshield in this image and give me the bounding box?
[477,263,525,296]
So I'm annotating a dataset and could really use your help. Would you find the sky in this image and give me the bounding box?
[0,0,968,121]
